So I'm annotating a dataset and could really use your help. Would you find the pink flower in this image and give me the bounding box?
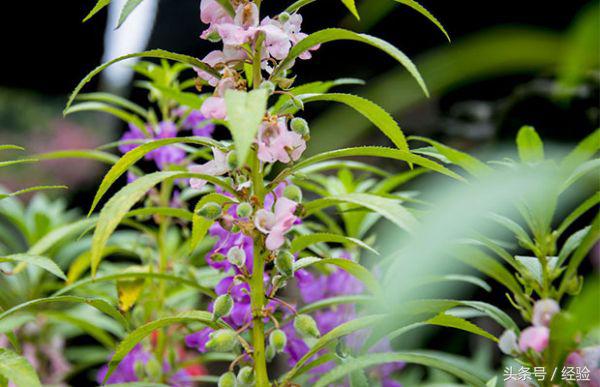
[195,48,246,86]
[531,299,560,327]
[189,147,230,190]
[254,197,298,250]
[216,3,260,46]
[201,96,227,120]
[565,346,600,387]
[199,0,233,40]
[518,326,549,353]
[259,14,319,61]
[257,119,306,164]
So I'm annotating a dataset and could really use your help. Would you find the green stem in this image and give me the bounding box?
[250,239,269,386]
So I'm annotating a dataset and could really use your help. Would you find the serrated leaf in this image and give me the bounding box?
[0,254,66,280]
[292,146,465,182]
[83,0,111,22]
[393,0,450,42]
[224,89,268,167]
[290,232,379,255]
[426,313,498,342]
[103,311,225,383]
[0,348,41,387]
[65,50,220,113]
[117,0,145,28]
[340,0,360,20]
[516,126,544,163]
[273,28,428,97]
[28,218,97,256]
[271,78,364,113]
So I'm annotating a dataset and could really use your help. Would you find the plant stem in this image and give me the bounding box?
[250,238,269,386]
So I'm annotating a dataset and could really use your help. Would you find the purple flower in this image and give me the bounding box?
[118,122,185,169]
[97,344,150,384]
[185,327,213,352]
[180,110,216,137]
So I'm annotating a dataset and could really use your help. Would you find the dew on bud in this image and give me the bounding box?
[237,366,255,385]
[198,202,222,220]
[206,329,238,352]
[294,314,320,338]
[275,250,294,277]
[290,117,309,138]
[218,371,237,387]
[236,202,253,218]
[213,294,234,320]
[283,185,302,203]
[227,246,246,267]
[269,329,287,352]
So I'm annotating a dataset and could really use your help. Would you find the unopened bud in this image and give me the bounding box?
[199,202,222,220]
[236,202,253,218]
[266,344,276,362]
[218,371,237,387]
[290,117,309,138]
[290,96,304,110]
[134,359,145,379]
[260,80,276,95]
[206,329,238,352]
[275,250,294,277]
[145,356,162,380]
[237,366,255,385]
[294,314,320,338]
[498,330,519,355]
[271,274,287,289]
[276,76,296,90]
[227,151,238,170]
[278,11,291,23]
[283,185,302,202]
[227,246,246,267]
[213,294,234,320]
[269,329,287,352]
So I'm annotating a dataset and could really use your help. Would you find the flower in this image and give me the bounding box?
[185,328,213,353]
[498,330,520,355]
[254,197,298,250]
[531,299,560,327]
[200,96,227,120]
[199,0,233,39]
[189,147,230,190]
[97,344,150,384]
[118,121,185,169]
[179,109,215,137]
[257,119,306,164]
[216,3,260,46]
[565,346,600,387]
[259,13,319,61]
[518,326,549,353]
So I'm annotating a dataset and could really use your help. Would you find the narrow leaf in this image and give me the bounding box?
[393,0,450,41]
[340,0,360,20]
[0,348,41,387]
[117,0,145,28]
[516,126,544,163]
[426,313,498,342]
[83,0,111,22]
[0,254,66,280]
[290,232,379,255]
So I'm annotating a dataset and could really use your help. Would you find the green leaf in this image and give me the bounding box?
[557,227,590,266]
[190,193,234,252]
[0,145,24,152]
[426,313,497,342]
[340,0,360,19]
[556,192,599,237]
[0,296,127,329]
[409,136,491,178]
[83,0,111,22]
[421,274,491,292]
[64,102,147,133]
[214,0,235,17]
[0,254,66,280]
[272,28,428,97]
[77,92,148,118]
[313,351,487,387]
[43,311,116,349]
[516,126,544,164]
[284,0,316,13]
[292,147,464,181]
[0,348,41,387]
[271,78,364,113]
[392,0,450,42]
[65,50,220,113]
[292,257,381,294]
[89,136,220,215]
[36,149,122,165]
[297,295,374,314]
[560,158,600,192]
[0,185,67,201]
[560,128,600,172]
[103,311,225,383]
[290,232,379,255]
[117,0,145,28]
[28,217,97,256]
[283,314,386,381]
[283,93,409,152]
[224,89,268,167]
[304,193,418,234]
[0,158,38,168]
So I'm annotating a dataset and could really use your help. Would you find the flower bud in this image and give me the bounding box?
[294,314,320,338]
[206,329,238,352]
[278,11,291,23]
[207,30,222,43]
[198,202,222,220]
[145,356,162,380]
[518,326,549,353]
[290,96,304,110]
[498,330,520,355]
[227,246,246,267]
[213,294,234,320]
[265,344,276,362]
[269,329,287,352]
[134,359,146,379]
[283,185,302,203]
[271,274,287,289]
[227,151,238,170]
[290,117,309,138]
[260,80,276,95]
[236,202,253,218]
[275,250,294,277]
[532,299,560,327]
[237,366,255,385]
[218,371,237,387]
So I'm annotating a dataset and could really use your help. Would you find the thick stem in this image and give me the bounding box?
[250,239,269,386]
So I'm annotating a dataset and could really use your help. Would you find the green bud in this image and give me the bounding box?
[260,80,276,95]
[276,76,296,90]
[211,253,227,262]
[227,246,246,267]
[218,371,237,387]
[237,366,255,386]
[290,96,304,110]
[294,314,320,339]
[236,202,253,218]
[278,11,291,23]
[269,329,287,352]
[198,202,222,220]
[275,250,294,277]
[145,356,162,380]
[227,151,238,170]
[290,117,309,138]
[206,329,238,352]
[207,30,222,43]
[271,274,287,289]
[265,344,276,362]
[283,185,302,202]
[134,359,146,379]
[213,294,234,320]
